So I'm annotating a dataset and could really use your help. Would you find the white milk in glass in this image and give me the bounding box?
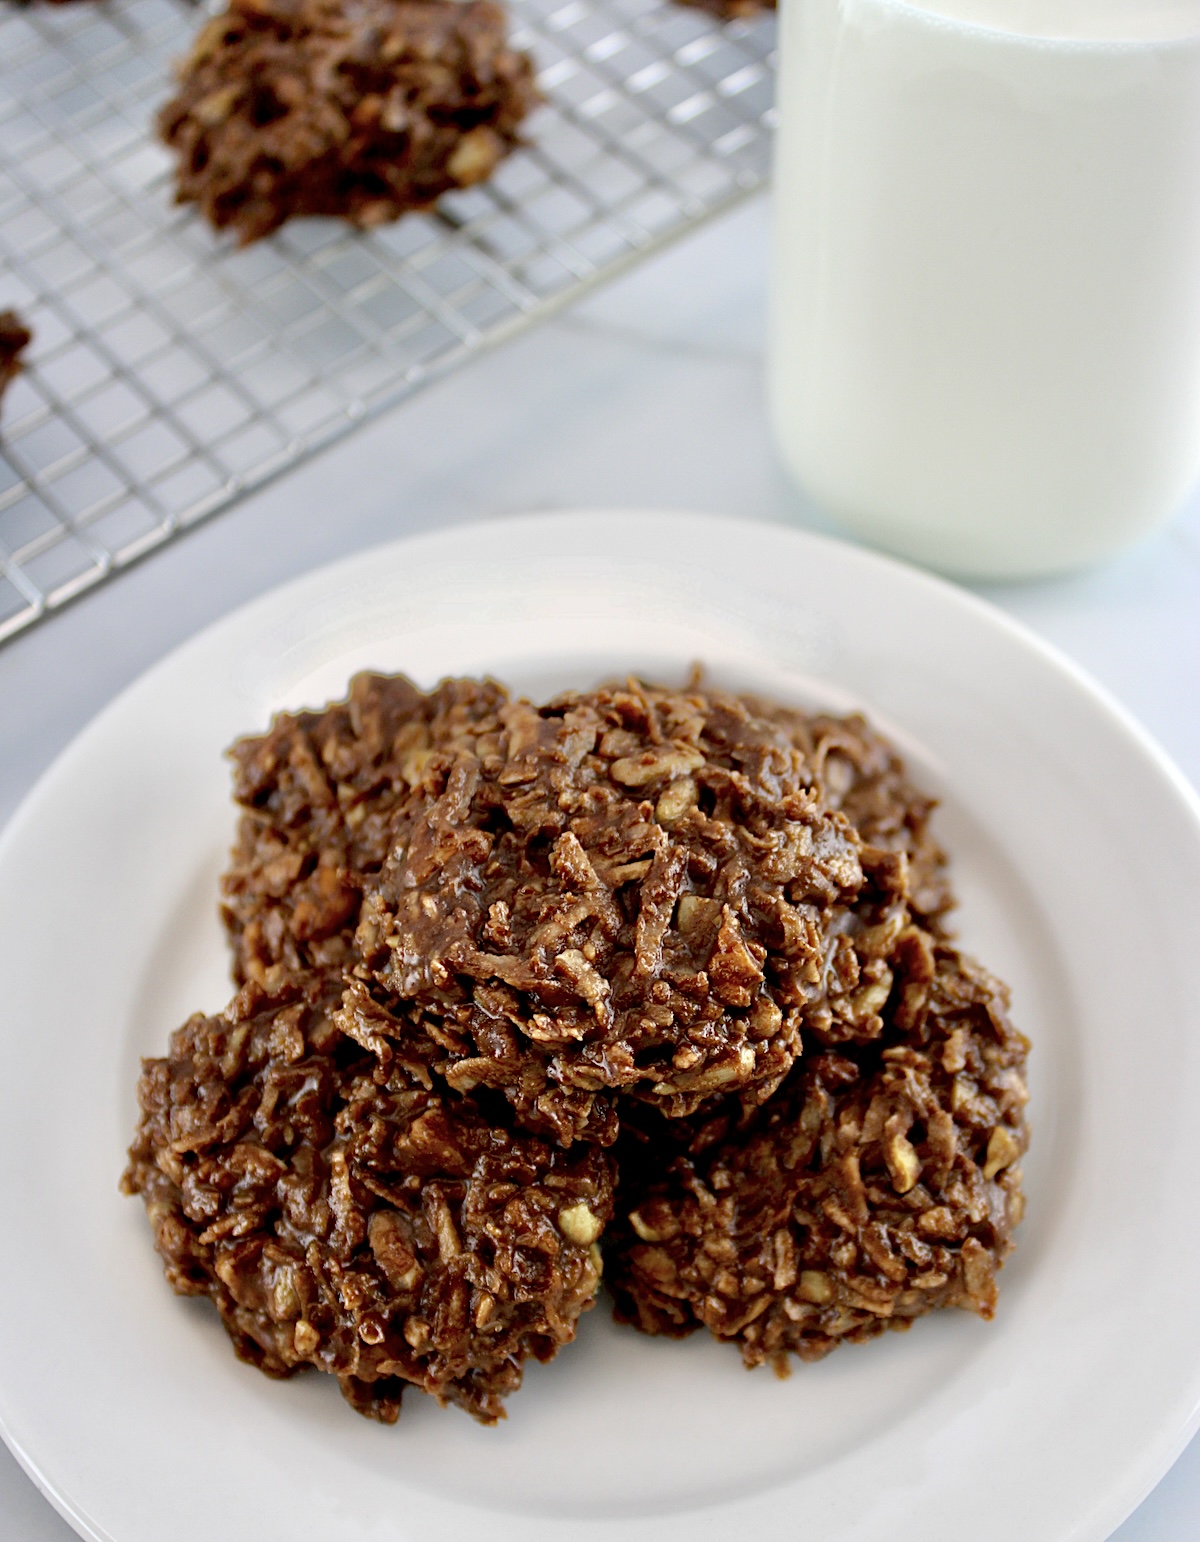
[768,0,1200,577]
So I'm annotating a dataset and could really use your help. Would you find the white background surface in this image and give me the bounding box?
[1,192,1198,1540]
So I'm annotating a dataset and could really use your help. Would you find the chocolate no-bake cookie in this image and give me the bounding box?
[674,0,775,18]
[348,678,910,1147]
[0,311,31,415]
[226,674,946,1149]
[606,935,1029,1367]
[122,968,614,1423]
[159,0,539,244]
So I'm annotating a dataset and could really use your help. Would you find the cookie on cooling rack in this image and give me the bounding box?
[674,0,775,18]
[159,0,539,244]
[0,311,31,416]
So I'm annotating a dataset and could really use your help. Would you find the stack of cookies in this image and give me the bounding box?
[123,672,1029,1422]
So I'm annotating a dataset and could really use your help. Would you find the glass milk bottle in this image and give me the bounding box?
[767,0,1200,578]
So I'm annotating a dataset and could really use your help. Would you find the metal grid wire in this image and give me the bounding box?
[0,0,776,644]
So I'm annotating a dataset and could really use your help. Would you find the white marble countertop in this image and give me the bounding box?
[2,192,1198,1541]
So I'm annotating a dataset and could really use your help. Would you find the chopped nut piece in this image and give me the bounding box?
[677,894,720,937]
[193,83,240,125]
[610,747,705,788]
[798,1270,834,1304]
[293,1320,320,1355]
[272,1268,301,1320]
[983,1124,1023,1180]
[655,776,698,827]
[708,907,765,1008]
[942,1027,968,1074]
[885,1129,922,1194]
[851,967,893,1019]
[554,948,611,1017]
[445,125,503,185]
[750,994,783,1040]
[628,1207,680,1243]
[403,1317,431,1351]
[916,1206,962,1241]
[433,1199,461,1259]
[558,1201,603,1246]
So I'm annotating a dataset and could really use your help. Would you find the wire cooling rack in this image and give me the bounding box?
[0,0,775,644]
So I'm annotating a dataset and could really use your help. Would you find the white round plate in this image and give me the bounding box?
[2,511,1199,1542]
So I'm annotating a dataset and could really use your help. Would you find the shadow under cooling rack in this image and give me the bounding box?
[0,0,776,644]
